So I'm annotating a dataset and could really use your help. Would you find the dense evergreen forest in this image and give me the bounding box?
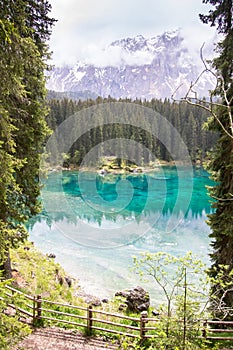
[46,96,217,167]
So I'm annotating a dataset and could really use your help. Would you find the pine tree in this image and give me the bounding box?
[0,0,55,277]
[200,0,233,309]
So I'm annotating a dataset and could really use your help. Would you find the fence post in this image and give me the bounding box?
[202,320,207,339]
[32,295,36,325]
[140,311,148,340]
[87,305,93,335]
[36,295,42,320]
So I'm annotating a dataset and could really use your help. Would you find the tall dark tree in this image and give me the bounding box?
[200,0,233,310]
[0,0,55,277]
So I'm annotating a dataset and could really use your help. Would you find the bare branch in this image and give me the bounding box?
[211,194,233,201]
[172,43,233,139]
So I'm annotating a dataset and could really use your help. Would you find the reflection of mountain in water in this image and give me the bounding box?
[27,167,215,231]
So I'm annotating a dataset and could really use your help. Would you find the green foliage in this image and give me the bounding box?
[117,335,220,350]
[0,0,55,274]
[132,252,211,349]
[0,278,31,350]
[45,97,217,167]
[8,245,233,348]
[10,242,79,304]
[206,264,233,319]
[9,242,89,330]
[133,252,207,316]
[200,0,233,311]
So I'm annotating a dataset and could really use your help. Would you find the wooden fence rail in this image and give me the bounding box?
[4,286,233,342]
[3,285,158,340]
[201,320,233,340]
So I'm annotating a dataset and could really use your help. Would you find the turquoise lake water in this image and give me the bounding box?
[28,166,215,301]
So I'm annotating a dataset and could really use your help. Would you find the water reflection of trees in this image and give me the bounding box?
[27,168,214,231]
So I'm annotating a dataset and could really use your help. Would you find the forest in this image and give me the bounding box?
[0,0,232,348]
[46,95,217,167]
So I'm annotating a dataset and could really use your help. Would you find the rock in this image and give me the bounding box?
[152,310,159,316]
[99,169,108,175]
[58,276,64,286]
[102,298,108,303]
[133,168,142,173]
[48,253,56,258]
[116,286,150,313]
[91,298,102,307]
[137,303,149,312]
[12,270,28,288]
[118,304,127,311]
[85,296,102,307]
[115,290,129,298]
[152,310,160,316]
[65,276,72,288]
[55,269,64,286]
[12,268,19,273]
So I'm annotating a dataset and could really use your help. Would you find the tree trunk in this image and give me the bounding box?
[0,251,12,279]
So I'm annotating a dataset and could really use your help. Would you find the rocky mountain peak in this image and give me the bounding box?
[47,30,214,100]
[111,34,148,52]
[110,29,182,55]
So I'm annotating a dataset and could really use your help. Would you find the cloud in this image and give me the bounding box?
[180,26,218,68]
[82,42,155,67]
[48,0,217,66]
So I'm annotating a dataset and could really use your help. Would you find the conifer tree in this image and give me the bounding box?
[0,0,55,277]
[200,0,233,309]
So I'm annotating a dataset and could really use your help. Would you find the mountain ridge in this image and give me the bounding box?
[47,30,214,100]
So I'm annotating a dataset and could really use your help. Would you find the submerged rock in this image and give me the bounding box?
[48,253,56,259]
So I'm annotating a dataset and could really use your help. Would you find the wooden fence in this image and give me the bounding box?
[3,286,233,342]
[201,320,233,341]
[3,285,158,340]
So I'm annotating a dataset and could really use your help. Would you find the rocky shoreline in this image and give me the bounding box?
[11,242,153,315]
[11,243,152,314]
[48,159,181,174]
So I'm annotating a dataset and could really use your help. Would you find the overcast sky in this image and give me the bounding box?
[48,0,217,66]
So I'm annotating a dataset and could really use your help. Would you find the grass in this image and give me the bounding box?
[8,242,233,349]
[10,242,77,302]
[9,242,147,335]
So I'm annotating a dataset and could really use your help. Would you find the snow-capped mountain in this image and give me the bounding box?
[47,30,215,100]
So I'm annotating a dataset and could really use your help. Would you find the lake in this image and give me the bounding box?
[28,166,214,301]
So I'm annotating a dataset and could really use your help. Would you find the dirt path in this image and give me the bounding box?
[13,326,233,350]
[14,327,119,350]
